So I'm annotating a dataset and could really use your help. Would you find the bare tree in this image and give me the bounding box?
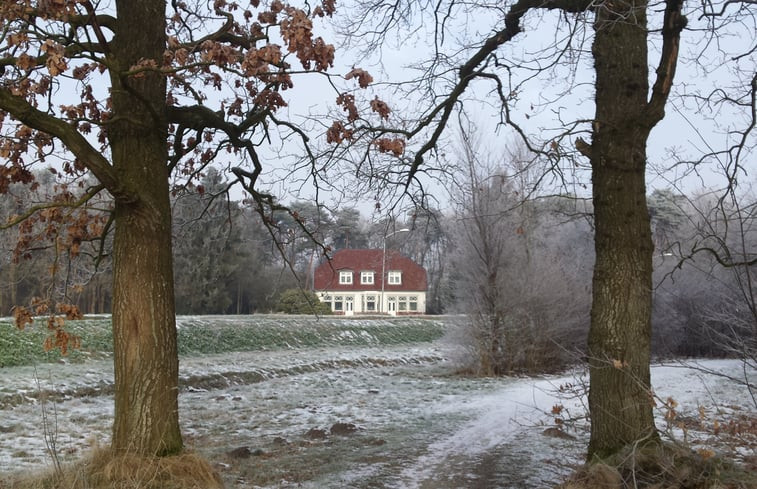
[449,132,592,374]
[665,187,757,406]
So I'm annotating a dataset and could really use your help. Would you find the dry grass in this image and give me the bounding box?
[1,448,223,489]
[558,441,757,489]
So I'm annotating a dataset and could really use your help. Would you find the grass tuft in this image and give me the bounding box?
[3,449,224,489]
[559,462,622,489]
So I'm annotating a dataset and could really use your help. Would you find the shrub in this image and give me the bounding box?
[275,289,332,315]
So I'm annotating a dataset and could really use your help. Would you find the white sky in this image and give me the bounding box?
[7,1,753,220]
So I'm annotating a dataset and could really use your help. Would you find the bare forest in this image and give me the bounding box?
[2,164,754,368]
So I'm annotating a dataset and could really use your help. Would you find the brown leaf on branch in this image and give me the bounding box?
[43,325,81,356]
[370,96,391,120]
[32,297,50,315]
[345,68,373,88]
[41,39,68,76]
[258,10,277,24]
[270,0,285,13]
[326,121,353,144]
[12,306,33,331]
[280,7,334,71]
[47,315,65,331]
[254,89,287,111]
[57,303,83,320]
[320,0,336,16]
[336,93,359,122]
[373,137,405,157]
[16,54,37,71]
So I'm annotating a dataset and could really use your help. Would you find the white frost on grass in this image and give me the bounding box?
[394,374,588,489]
[0,326,753,489]
[390,360,755,489]
[651,359,757,407]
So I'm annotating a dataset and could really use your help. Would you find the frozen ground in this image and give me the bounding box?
[0,324,755,488]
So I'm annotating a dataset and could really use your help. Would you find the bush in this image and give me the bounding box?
[275,289,332,315]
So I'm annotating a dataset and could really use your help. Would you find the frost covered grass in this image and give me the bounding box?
[175,315,445,354]
[0,318,113,367]
[0,315,445,367]
[0,316,754,488]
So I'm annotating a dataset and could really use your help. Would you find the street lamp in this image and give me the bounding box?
[381,228,410,314]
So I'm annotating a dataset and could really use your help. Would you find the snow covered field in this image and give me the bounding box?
[0,317,754,488]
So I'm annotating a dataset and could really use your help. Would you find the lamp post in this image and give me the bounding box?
[381,228,410,314]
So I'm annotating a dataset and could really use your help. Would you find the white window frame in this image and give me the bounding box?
[339,270,353,284]
[387,271,402,285]
[360,271,375,285]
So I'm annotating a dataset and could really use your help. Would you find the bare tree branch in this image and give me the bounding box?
[0,89,122,199]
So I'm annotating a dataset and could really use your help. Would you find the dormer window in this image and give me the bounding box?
[360,271,375,285]
[387,271,402,285]
[339,270,353,284]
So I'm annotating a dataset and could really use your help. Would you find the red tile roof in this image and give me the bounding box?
[313,249,427,292]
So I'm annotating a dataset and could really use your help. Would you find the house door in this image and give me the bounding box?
[387,297,397,316]
[345,296,354,316]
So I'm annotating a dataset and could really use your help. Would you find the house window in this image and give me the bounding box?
[339,271,353,284]
[361,271,374,285]
[364,295,376,312]
[398,295,408,311]
[387,271,402,285]
[409,296,418,311]
[333,295,344,311]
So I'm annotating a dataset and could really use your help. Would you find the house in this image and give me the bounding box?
[313,249,427,315]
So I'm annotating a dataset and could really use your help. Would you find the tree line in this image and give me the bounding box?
[0,166,443,316]
[2,162,752,371]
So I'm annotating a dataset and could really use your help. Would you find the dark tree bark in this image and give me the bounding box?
[586,0,685,459]
[107,0,182,455]
[587,0,658,459]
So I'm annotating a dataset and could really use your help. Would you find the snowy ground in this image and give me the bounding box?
[0,324,754,488]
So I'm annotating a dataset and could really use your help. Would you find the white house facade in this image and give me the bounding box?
[313,249,428,315]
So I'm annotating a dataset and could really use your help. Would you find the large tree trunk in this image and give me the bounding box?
[111,192,181,456]
[108,0,183,456]
[587,0,659,459]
